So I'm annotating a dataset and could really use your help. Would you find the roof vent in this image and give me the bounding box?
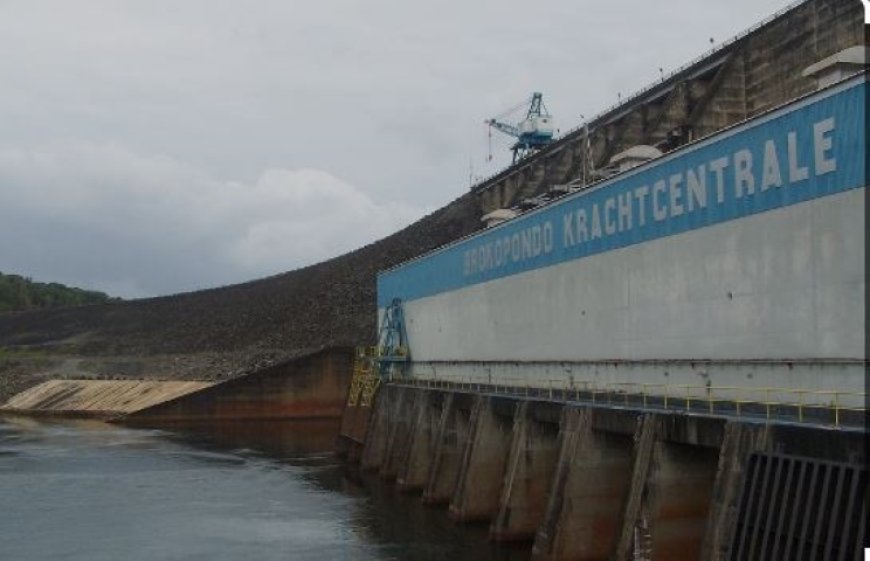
[802,46,867,90]
[481,208,518,228]
[608,145,663,173]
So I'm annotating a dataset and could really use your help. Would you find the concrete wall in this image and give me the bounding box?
[400,186,865,402]
[404,188,864,361]
[124,347,353,423]
[355,384,867,560]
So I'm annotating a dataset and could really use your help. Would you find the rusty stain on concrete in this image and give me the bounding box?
[123,347,354,423]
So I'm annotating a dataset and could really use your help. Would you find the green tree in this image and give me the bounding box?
[0,272,119,312]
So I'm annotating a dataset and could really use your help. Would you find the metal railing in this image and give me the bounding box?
[345,347,381,407]
[389,373,865,429]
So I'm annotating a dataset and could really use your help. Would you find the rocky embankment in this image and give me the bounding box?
[0,192,481,401]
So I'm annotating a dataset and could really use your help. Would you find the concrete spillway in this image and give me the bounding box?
[1,347,355,423]
[0,379,213,417]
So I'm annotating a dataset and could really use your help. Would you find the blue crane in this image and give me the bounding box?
[375,298,409,380]
[486,92,555,163]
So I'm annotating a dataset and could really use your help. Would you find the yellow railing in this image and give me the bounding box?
[346,347,381,407]
[394,374,866,428]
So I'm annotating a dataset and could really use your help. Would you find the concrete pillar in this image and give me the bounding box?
[380,385,416,480]
[491,402,560,542]
[360,384,392,471]
[532,407,585,559]
[534,410,648,560]
[613,415,659,560]
[396,390,440,492]
[336,397,371,463]
[700,422,772,561]
[638,441,720,561]
[422,393,469,504]
[449,396,514,522]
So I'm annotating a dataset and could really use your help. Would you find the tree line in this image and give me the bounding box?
[0,272,119,312]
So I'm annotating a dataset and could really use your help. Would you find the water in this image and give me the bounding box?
[0,416,531,561]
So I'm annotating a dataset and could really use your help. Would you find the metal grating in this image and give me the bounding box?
[728,453,867,560]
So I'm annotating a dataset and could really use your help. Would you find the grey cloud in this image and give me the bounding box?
[0,0,794,295]
[0,142,424,297]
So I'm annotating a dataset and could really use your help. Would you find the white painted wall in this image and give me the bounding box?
[402,187,864,363]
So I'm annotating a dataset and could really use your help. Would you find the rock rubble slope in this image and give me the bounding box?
[0,192,481,400]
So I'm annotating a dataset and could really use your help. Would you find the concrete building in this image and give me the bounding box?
[378,73,866,409]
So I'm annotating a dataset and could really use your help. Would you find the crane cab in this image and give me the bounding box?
[518,115,554,143]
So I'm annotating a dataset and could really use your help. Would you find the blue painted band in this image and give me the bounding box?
[378,76,867,307]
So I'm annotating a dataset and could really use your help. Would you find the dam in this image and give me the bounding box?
[0,0,866,559]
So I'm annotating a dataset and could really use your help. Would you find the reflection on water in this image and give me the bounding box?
[0,416,531,561]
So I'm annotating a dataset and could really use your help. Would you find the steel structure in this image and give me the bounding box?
[375,298,410,379]
[486,92,555,163]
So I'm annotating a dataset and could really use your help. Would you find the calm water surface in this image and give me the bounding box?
[0,416,530,560]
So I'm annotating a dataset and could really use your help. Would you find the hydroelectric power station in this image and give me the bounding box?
[338,2,868,560]
[0,0,866,559]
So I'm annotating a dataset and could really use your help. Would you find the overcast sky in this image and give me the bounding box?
[0,0,795,298]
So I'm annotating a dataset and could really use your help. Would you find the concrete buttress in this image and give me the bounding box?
[396,390,440,492]
[360,385,391,471]
[532,406,585,559]
[491,401,561,541]
[380,385,416,479]
[614,414,658,560]
[449,396,514,521]
[699,422,772,561]
[637,440,720,560]
[533,409,642,560]
[423,393,468,504]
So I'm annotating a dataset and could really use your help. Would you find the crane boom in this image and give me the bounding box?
[485,119,520,138]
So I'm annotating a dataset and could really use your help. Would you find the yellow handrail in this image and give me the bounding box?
[393,373,865,427]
